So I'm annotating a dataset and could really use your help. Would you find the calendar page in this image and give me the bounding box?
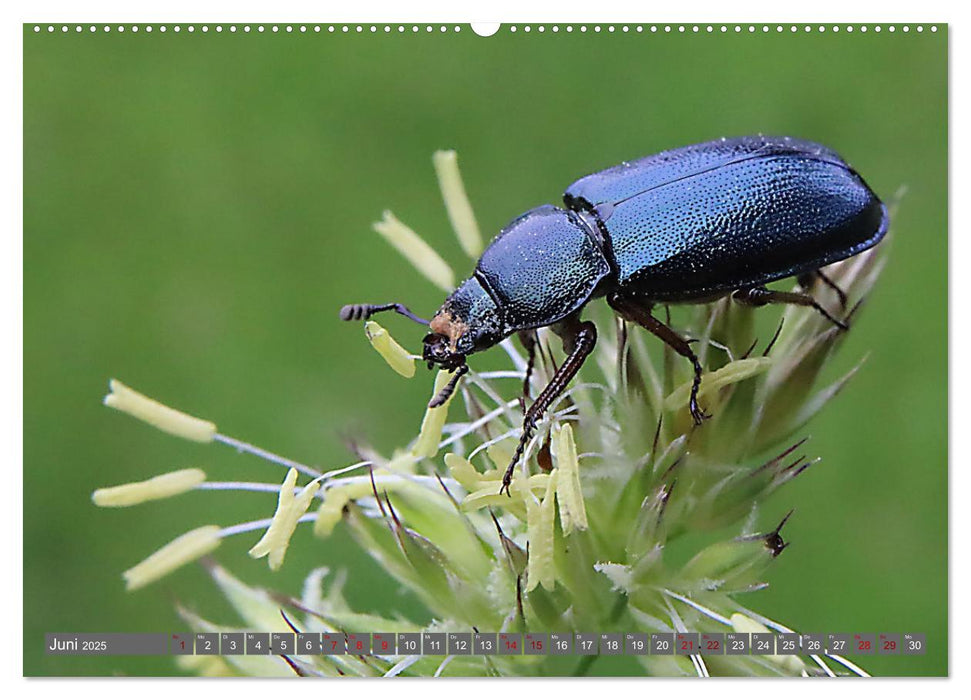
[22,15,947,680]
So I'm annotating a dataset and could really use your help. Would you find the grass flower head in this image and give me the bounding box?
[94,151,889,677]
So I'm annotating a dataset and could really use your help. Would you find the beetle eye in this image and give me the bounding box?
[422,333,448,363]
[422,332,467,370]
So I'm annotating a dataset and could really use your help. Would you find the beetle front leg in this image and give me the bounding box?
[608,294,710,425]
[501,320,597,496]
[428,363,469,408]
[733,286,848,330]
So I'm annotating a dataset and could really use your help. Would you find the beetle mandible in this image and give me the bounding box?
[340,135,889,495]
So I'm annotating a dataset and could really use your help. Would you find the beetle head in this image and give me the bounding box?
[424,276,504,368]
[422,333,465,370]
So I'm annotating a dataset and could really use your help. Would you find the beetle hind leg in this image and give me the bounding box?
[607,294,710,425]
[733,285,848,330]
[797,270,849,309]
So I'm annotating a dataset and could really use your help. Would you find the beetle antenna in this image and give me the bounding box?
[339,302,429,326]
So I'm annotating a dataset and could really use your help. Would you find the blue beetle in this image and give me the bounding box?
[341,135,888,494]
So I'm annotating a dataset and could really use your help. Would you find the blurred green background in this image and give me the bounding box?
[24,24,946,676]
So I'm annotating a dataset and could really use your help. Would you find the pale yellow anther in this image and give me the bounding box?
[485,437,517,473]
[103,379,216,443]
[373,210,455,292]
[123,525,221,591]
[92,468,206,507]
[462,473,551,511]
[412,370,458,458]
[552,424,588,534]
[313,475,417,537]
[364,321,416,378]
[433,150,483,259]
[525,470,558,592]
[445,452,503,491]
[249,468,322,571]
[444,453,482,491]
[313,490,350,537]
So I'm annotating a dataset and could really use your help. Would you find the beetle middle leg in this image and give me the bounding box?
[517,330,538,410]
[608,294,710,426]
[733,286,848,330]
[501,318,597,496]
